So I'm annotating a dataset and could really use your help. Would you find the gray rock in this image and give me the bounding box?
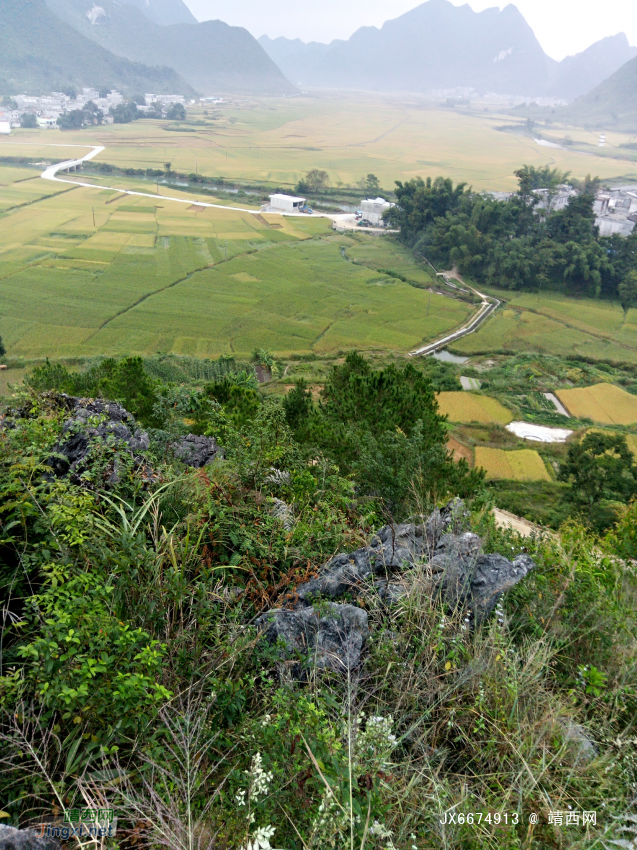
[291,503,535,625]
[430,533,535,624]
[256,603,369,678]
[170,434,224,468]
[0,824,61,850]
[48,396,150,484]
[293,500,470,607]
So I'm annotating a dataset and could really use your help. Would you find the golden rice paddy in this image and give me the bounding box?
[556,383,637,425]
[475,447,551,482]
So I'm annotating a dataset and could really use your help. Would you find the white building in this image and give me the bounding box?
[595,215,636,237]
[0,122,11,135]
[533,185,578,212]
[269,193,307,213]
[361,197,393,226]
[36,116,57,129]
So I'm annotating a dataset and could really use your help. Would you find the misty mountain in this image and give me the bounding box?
[259,0,636,101]
[0,0,194,96]
[556,54,637,131]
[44,0,296,95]
[549,33,637,101]
[120,0,197,26]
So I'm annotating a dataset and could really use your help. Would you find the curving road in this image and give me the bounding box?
[409,271,500,357]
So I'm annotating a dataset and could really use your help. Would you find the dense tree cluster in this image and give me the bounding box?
[57,100,103,129]
[386,165,637,299]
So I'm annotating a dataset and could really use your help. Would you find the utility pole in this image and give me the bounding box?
[92,207,95,227]
[426,289,431,318]
[225,240,227,261]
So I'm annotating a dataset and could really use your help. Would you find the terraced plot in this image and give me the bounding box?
[475,447,551,482]
[557,383,637,425]
[437,392,512,424]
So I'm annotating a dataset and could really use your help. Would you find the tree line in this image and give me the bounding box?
[385,166,637,306]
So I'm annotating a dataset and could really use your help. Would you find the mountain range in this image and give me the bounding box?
[259,0,637,101]
[0,0,195,96]
[44,0,296,95]
[556,54,637,131]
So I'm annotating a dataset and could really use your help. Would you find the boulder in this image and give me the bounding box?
[430,532,535,624]
[292,499,470,607]
[170,434,224,468]
[290,502,535,625]
[47,396,149,485]
[256,603,369,678]
[0,825,61,850]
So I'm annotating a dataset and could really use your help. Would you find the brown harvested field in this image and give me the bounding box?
[556,383,637,425]
[437,392,512,425]
[447,436,474,466]
[475,447,551,482]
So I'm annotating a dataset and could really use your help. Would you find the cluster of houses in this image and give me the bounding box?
[488,184,637,237]
[0,89,189,133]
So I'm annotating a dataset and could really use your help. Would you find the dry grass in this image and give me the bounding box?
[437,392,512,425]
[557,383,637,425]
[475,447,551,481]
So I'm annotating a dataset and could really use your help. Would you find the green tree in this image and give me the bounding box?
[559,432,637,530]
[20,113,37,129]
[110,101,139,124]
[514,165,570,197]
[618,272,637,316]
[385,176,470,243]
[359,173,381,194]
[296,169,330,193]
[167,102,186,121]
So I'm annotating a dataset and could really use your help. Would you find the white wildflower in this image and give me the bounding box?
[241,824,277,850]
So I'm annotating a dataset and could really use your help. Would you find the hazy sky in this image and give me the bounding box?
[183,0,637,60]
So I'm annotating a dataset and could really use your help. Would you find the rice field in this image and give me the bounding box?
[437,392,513,424]
[556,383,637,425]
[0,163,472,359]
[451,290,637,364]
[475,447,551,482]
[2,92,634,195]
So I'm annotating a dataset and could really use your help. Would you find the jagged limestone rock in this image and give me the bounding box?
[47,395,149,484]
[256,603,369,678]
[170,434,224,468]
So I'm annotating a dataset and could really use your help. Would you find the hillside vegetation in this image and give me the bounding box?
[557,54,637,132]
[0,0,195,96]
[1,353,636,849]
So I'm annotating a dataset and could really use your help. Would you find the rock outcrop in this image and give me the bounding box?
[170,434,224,468]
[47,396,150,485]
[257,500,535,678]
[256,603,369,679]
[0,825,60,850]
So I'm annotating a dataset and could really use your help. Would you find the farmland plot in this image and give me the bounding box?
[0,165,471,359]
[475,447,551,481]
[437,392,512,424]
[556,383,637,425]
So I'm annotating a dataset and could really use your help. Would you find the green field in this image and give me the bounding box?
[452,289,637,363]
[0,164,472,359]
